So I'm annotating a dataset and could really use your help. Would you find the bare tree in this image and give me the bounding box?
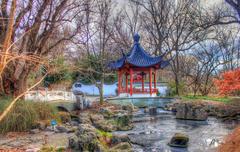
[0,0,83,96]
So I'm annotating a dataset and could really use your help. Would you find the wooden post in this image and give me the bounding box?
[118,70,121,95]
[125,74,128,93]
[142,73,144,93]
[130,69,133,96]
[149,68,152,96]
[154,69,157,90]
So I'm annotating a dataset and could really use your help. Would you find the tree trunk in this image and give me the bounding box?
[99,78,104,105]
[175,75,179,96]
[12,62,31,97]
[13,71,28,97]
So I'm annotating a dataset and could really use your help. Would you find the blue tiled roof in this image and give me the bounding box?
[109,34,170,70]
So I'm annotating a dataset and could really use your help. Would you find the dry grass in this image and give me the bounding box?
[218,126,240,152]
[0,100,58,134]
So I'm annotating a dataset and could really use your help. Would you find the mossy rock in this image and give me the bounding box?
[99,108,114,119]
[115,114,133,131]
[69,124,100,151]
[168,133,189,148]
[110,142,132,152]
[93,120,117,132]
[117,124,134,131]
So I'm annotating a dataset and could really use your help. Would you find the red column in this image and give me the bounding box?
[130,69,133,96]
[149,68,152,96]
[118,70,121,95]
[125,74,128,93]
[154,70,157,91]
[142,73,144,93]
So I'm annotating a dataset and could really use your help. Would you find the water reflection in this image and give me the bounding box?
[113,108,238,152]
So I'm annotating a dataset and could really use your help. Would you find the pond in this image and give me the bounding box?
[110,98,239,152]
[108,97,174,108]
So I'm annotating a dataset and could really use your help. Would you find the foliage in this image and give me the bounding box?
[40,145,66,152]
[44,56,72,87]
[168,81,185,96]
[96,129,113,138]
[214,68,240,95]
[182,95,231,103]
[116,115,131,127]
[0,100,58,133]
[76,54,116,84]
[0,96,12,113]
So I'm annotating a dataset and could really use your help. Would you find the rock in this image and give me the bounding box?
[110,142,132,152]
[78,113,91,124]
[90,114,105,122]
[30,129,40,134]
[175,102,208,121]
[99,108,114,118]
[94,120,116,132]
[116,114,133,131]
[70,120,79,126]
[111,134,130,145]
[168,133,189,148]
[90,114,116,132]
[149,107,157,115]
[122,105,134,113]
[69,124,101,151]
[56,125,69,133]
[45,126,54,132]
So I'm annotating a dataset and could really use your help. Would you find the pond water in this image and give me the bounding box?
[110,98,239,152]
[108,97,175,108]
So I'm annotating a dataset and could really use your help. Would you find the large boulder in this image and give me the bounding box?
[78,113,92,124]
[110,142,132,152]
[90,114,117,132]
[175,102,208,121]
[69,124,101,151]
[111,134,130,145]
[168,133,189,148]
[116,114,133,131]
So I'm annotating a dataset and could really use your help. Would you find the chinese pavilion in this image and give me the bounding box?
[109,34,169,96]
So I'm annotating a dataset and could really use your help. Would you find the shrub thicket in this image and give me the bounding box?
[0,100,58,133]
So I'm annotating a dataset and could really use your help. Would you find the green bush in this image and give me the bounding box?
[168,81,185,96]
[0,100,58,133]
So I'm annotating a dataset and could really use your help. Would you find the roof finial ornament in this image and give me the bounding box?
[133,33,140,43]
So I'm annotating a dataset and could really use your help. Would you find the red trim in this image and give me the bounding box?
[125,74,128,93]
[149,68,152,96]
[118,71,120,95]
[154,69,157,89]
[130,69,133,96]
